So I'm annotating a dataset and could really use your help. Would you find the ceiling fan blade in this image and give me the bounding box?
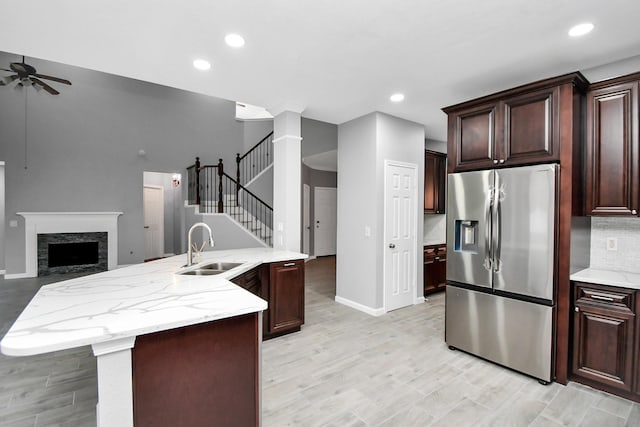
[0,75,18,85]
[0,68,12,72]
[34,73,71,85]
[31,77,60,95]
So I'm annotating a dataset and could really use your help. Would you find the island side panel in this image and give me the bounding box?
[132,313,260,427]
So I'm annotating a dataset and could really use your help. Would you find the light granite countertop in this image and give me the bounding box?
[570,268,640,291]
[423,240,446,247]
[1,248,307,357]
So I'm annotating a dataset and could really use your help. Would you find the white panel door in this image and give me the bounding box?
[303,184,310,255]
[384,161,417,312]
[143,185,164,260]
[314,187,337,256]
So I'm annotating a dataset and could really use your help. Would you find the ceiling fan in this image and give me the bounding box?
[0,56,71,95]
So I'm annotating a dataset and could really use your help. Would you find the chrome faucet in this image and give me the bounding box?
[187,222,215,266]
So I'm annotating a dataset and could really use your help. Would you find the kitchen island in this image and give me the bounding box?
[1,248,307,427]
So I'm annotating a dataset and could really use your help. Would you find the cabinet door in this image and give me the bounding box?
[502,87,559,165]
[585,81,639,215]
[424,151,446,214]
[269,260,305,334]
[435,246,447,291]
[449,102,498,171]
[424,245,446,295]
[572,284,636,392]
[423,248,437,295]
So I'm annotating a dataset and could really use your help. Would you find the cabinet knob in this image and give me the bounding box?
[574,307,579,312]
[499,159,505,164]
[493,160,498,164]
[632,209,637,215]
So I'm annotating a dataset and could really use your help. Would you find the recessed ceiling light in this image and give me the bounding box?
[193,59,211,71]
[390,93,405,102]
[225,34,245,48]
[568,22,594,37]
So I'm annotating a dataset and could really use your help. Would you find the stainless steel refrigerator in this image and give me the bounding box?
[445,163,558,383]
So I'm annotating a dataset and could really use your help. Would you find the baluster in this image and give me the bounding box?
[217,159,224,213]
[195,157,201,205]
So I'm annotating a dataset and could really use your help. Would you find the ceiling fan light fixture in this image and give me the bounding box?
[568,22,594,37]
[225,34,245,48]
[193,59,211,71]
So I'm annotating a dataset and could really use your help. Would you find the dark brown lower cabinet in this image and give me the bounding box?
[424,244,446,295]
[572,282,637,399]
[266,259,305,337]
[132,313,260,427]
[232,260,305,340]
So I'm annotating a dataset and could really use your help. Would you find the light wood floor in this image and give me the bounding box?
[1,257,639,426]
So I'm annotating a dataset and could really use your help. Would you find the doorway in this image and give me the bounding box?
[303,184,310,255]
[314,187,337,257]
[143,185,164,261]
[383,160,417,312]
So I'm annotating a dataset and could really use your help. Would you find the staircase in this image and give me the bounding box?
[186,132,274,246]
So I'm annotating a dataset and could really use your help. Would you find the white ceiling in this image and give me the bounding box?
[1,1,640,141]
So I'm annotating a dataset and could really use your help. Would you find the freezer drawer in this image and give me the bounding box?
[445,285,553,382]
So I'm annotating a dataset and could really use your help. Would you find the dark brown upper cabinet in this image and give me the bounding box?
[585,75,640,216]
[443,73,587,173]
[424,150,446,214]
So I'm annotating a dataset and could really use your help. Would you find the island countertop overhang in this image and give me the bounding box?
[1,247,307,356]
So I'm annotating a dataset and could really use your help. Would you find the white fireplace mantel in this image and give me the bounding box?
[17,212,123,278]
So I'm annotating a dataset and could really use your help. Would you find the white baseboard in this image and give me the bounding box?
[334,295,385,317]
[414,296,425,304]
[163,253,176,258]
[0,269,5,275]
[4,272,32,280]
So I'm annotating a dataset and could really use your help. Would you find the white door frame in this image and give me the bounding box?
[143,184,165,260]
[303,184,311,256]
[313,186,337,257]
[383,160,418,313]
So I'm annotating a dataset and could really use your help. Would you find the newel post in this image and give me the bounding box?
[236,153,241,202]
[195,156,201,205]
[217,158,224,213]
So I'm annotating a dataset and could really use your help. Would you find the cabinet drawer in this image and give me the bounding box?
[574,282,635,312]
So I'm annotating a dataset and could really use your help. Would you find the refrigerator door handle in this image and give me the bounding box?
[483,186,493,271]
[494,182,504,272]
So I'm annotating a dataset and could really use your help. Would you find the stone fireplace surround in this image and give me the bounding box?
[16,212,122,279]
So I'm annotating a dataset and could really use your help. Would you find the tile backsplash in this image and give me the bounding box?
[423,214,446,244]
[591,217,640,273]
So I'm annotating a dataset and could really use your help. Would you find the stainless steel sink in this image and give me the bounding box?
[198,262,242,271]
[176,262,243,276]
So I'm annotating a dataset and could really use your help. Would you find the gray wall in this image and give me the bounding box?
[182,206,266,252]
[336,113,379,308]
[336,113,425,311]
[242,120,273,153]
[0,51,244,274]
[0,162,4,272]
[425,138,446,154]
[301,118,338,157]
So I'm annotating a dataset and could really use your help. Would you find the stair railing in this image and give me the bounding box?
[187,157,273,246]
[236,131,274,191]
[187,158,224,213]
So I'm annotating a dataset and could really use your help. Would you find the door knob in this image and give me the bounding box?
[389,243,396,249]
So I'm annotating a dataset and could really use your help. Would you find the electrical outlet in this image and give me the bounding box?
[606,237,618,251]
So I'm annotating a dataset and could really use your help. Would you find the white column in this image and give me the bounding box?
[92,337,136,427]
[273,111,302,251]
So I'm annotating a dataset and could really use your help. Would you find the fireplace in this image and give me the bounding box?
[37,232,108,276]
[15,212,122,279]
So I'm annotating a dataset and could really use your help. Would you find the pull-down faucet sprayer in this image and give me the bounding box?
[187,222,215,266]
